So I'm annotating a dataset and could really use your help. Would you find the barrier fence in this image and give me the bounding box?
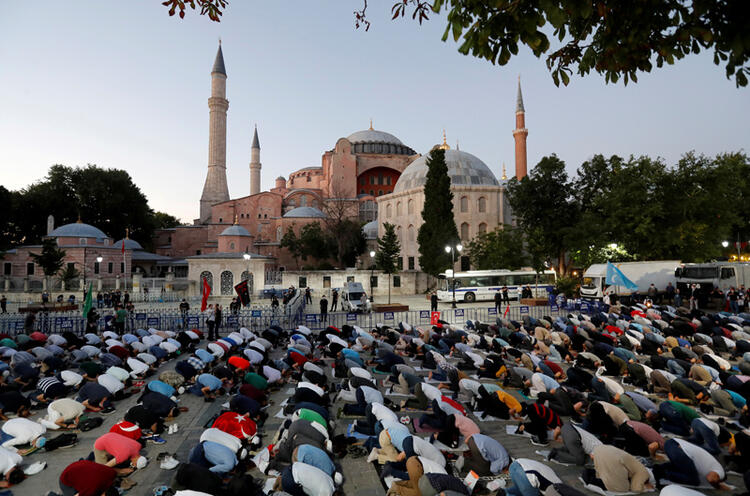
[0,296,606,336]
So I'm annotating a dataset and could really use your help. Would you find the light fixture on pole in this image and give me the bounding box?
[369,250,376,302]
[445,244,463,308]
[243,252,251,282]
[722,241,729,248]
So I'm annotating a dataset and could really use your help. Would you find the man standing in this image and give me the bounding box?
[305,287,312,304]
[206,304,216,341]
[0,295,6,313]
[331,289,338,312]
[431,291,438,312]
[320,296,328,323]
[665,282,675,304]
[115,305,127,336]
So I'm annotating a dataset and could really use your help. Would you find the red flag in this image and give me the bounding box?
[201,277,211,311]
[503,305,510,317]
[121,239,125,255]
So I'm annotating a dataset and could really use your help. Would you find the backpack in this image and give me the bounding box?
[45,433,77,451]
[79,417,104,432]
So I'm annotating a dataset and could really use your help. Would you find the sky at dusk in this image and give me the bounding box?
[1,1,748,223]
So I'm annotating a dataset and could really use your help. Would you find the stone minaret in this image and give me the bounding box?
[249,125,261,196]
[199,42,231,224]
[513,77,528,179]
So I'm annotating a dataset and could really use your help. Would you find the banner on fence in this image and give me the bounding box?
[305,314,318,323]
[346,313,357,322]
[226,316,239,326]
[420,310,430,320]
[136,313,147,320]
[581,303,590,312]
[519,306,529,314]
[550,304,559,311]
[384,312,394,321]
[454,309,465,318]
[146,317,160,327]
[60,319,73,329]
[488,308,497,315]
[187,317,199,327]
[251,310,262,318]
[14,322,24,331]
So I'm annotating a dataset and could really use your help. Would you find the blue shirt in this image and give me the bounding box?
[147,380,175,398]
[202,441,237,473]
[198,374,222,391]
[196,349,214,364]
[295,444,335,475]
[380,419,410,451]
[470,433,509,474]
[727,390,747,408]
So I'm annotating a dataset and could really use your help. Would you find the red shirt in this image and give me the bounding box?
[93,432,141,463]
[108,345,130,361]
[228,356,250,371]
[543,360,563,377]
[213,411,257,439]
[289,351,307,366]
[60,460,117,496]
[239,383,266,402]
[109,420,142,441]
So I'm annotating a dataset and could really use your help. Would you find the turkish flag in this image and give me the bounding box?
[201,277,211,311]
[430,311,440,325]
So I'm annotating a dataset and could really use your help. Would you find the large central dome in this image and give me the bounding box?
[345,128,416,156]
[347,129,403,145]
[393,149,500,193]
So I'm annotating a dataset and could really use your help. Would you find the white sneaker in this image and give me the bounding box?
[172,424,179,433]
[160,456,179,470]
[366,448,379,463]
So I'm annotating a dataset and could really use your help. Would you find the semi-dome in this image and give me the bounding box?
[362,220,378,240]
[346,129,416,156]
[219,225,251,237]
[113,239,144,251]
[48,222,108,240]
[393,149,500,194]
[283,206,326,218]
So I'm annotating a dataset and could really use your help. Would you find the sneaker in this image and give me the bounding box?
[399,416,410,425]
[366,448,379,463]
[171,424,179,433]
[530,436,549,447]
[148,436,166,445]
[101,406,115,414]
[204,397,215,403]
[160,455,179,470]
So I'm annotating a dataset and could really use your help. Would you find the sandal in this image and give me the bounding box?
[178,407,189,412]
[119,478,138,491]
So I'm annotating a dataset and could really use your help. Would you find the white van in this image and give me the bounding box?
[339,282,371,313]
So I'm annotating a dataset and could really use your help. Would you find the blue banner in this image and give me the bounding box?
[135,313,147,320]
[384,312,394,320]
[15,322,24,331]
[488,308,497,315]
[519,306,529,314]
[454,309,465,317]
[187,317,200,326]
[419,311,430,320]
[60,319,73,329]
[550,304,559,312]
[346,313,357,322]
[251,310,262,318]
[581,303,590,312]
[146,317,160,327]
[226,316,239,325]
[270,319,280,327]
[305,314,318,323]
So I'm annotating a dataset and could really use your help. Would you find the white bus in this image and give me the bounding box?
[437,269,557,303]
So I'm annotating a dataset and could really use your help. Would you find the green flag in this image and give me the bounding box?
[82,282,93,318]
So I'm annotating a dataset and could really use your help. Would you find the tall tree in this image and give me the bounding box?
[506,155,577,274]
[164,0,750,87]
[375,223,401,304]
[30,238,66,291]
[280,227,303,269]
[298,222,332,264]
[466,225,527,270]
[417,148,459,276]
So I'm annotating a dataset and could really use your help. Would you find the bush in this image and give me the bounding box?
[317,262,335,270]
[555,276,579,297]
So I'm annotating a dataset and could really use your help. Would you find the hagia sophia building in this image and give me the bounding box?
[152,43,529,274]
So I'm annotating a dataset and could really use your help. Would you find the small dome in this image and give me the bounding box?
[113,239,143,251]
[219,225,251,237]
[363,220,378,240]
[276,176,286,181]
[393,149,500,194]
[49,222,108,240]
[283,207,326,218]
[347,129,403,145]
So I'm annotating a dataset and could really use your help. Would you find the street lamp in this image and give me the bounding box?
[722,241,729,248]
[243,252,251,283]
[445,244,463,308]
[369,250,376,302]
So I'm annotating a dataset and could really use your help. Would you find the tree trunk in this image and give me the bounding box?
[388,274,392,304]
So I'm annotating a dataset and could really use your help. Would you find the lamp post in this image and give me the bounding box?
[369,250,376,302]
[95,255,103,296]
[445,244,463,308]
[243,252,251,282]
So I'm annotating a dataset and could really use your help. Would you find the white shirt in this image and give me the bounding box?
[459,379,482,396]
[127,358,149,376]
[262,365,282,383]
[418,456,447,475]
[1,418,46,449]
[371,402,398,423]
[421,383,442,402]
[98,373,124,394]
[200,428,242,453]
[572,425,602,454]
[600,376,625,396]
[674,439,724,481]
[349,367,371,380]
[515,458,562,488]
[412,437,445,466]
[60,370,83,387]
[695,418,720,436]
[243,348,264,364]
[106,366,130,382]
[0,447,22,474]
[297,381,324,398]
[291,462,334,496]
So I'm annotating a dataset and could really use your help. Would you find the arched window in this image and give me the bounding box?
[199,271,213,295]
[300,196,307,207]
[378,190,383,196]
[386,203,392,218]
[478,222,487,235]
[276,226,282,241]
[461,222,470,240]
[230,242,235,250]
[396,202,402,216]
[460,196,469,213]
[220,271,234,295]
[408,224,415,242]
[407,199,414,214]
[478,197,487,213]
[397,225,402,242]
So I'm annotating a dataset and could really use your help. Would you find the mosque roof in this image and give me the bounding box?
[113,238,144,251]
[346,129,403,145]
[393,148,500,194]
[219,225,252,237]
[48,222,108,240]
[363,220,378,240]
[283,207,326,218]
